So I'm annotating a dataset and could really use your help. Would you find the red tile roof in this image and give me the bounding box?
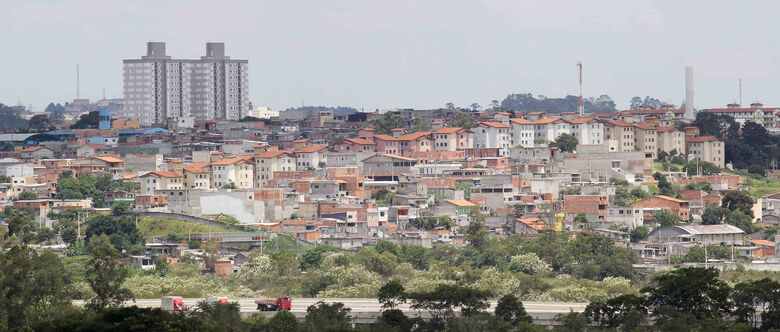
[141,171,182,178]
[341,138,376,145]
[294,145,328,153]
[432,127,467,134]
[475,121,511,128]
[211,156,253,165]
[688,136,719,143]
[255,150,294,159]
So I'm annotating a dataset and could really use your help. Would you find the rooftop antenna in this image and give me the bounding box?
[577,61,584,115]
[103,88,106,100]
[76,64,80,99]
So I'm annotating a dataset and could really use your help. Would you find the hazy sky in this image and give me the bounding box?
[2,1,779,112]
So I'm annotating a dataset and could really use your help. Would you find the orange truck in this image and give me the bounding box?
[255,296,292,311]
[161,296,188,312]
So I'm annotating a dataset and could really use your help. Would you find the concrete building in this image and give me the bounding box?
[123,42,249,126]
[703,102,778,127]
[648,224,744,245]
[633,124,657,159]
[656,126,685,155]
[431,127,473,151]
[687,136,725,168]
[602,120,635,153]
[138,171,183,195]
[472,122,511,157]
[211,156,254,189]
[254,151,296,186]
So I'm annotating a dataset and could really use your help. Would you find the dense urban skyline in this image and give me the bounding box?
[2,1,780,112]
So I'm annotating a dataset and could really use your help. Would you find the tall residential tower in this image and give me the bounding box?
[122,42,249,126]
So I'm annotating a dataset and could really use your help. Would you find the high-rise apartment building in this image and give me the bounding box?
[122,42,249,126]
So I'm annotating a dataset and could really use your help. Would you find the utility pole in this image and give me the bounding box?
[76,64,80,99]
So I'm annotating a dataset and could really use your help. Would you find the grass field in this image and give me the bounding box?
[746,177,780,198]
[137,217,233,236]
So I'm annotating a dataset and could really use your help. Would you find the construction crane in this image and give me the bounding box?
[577,61,584,115]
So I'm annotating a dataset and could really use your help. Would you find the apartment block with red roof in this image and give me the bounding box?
[432,127,472,151]
[211,156,254,189]
[183,162,212,189]
[602,120,636,152]
[633,124,658,159]
[138,171,183,195]
[471,122,512,157]
[687,136,725,168]
[254,150,296,187]
[333,138,376,153]
[656,126,686,155]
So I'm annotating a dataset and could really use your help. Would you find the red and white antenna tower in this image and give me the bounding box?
[577,61,584,115]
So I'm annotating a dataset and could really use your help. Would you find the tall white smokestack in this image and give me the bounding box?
[685,66,695,121]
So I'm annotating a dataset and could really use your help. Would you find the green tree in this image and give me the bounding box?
[407,284,491,322]
[378,279,406,310]
[629,225,649,242]
[398,244,431,270]
[70,111,100,129]
[584,294,648,330]
[574,213,588,224]
[85,234,134,311]
[411,118,430,132]
[451,111,477,128]
[653,209,680,227]
[731,278,779,328]
[221,182,237,189]
[299,248,324,271]
[192,301,245,331]
[549,133,578,153]
[85,215,141,252]
[629,188,648,200]
[266,310,300,332]
[466,210,487,250]
[303,301,351,332]
[56,176,84,199]
[111,200,132,215]
[16,191,38,201]
[642,267,731,320]
[368,112,405,135]
[721,190,754,218]
[725,210,754,233]
[653,172,676,196]
[701,205,729,225]
[28,114,51,132]
[495,294,532,326]
[155,255,170,277]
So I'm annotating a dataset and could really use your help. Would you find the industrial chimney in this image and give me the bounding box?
[684,66,695,121]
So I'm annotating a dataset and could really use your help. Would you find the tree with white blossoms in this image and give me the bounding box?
[508,253,552,275]
[237,255,273,283]
[471,267,524,297]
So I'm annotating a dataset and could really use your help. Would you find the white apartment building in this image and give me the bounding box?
[123,42,249,126]
[510,118,535,148]
[532,118,560,144]
[138,171,183,195]
[472,122,512,156]
[211,156,254,189]
[254,151,297,187]
[566,118,604,145]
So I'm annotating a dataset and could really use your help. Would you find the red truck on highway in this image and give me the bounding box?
[161,296,188,312]
[255,296,292,311]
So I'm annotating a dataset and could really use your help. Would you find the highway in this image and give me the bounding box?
[75,298,587,324]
